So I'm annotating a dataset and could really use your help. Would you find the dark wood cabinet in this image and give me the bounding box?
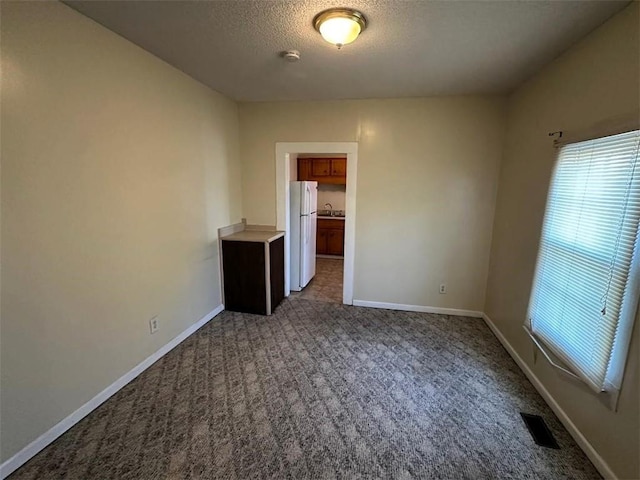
[316,218,345,256]
[298,157,346,185]
[221,232,284,315]
[326,228,345,255]
[317,228,328,254]
[269,238,285,310]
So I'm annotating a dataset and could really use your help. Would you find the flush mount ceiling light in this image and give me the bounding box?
[313,8,367,49]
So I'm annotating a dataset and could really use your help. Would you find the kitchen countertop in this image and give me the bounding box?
[317,216,345,221]
[222,230,284,243]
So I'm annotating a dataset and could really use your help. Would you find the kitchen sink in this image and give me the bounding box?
[317,209,345,217]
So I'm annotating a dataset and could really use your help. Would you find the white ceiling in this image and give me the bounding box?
[65,0,629,102]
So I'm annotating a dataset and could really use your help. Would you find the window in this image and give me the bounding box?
[526,129,640,407]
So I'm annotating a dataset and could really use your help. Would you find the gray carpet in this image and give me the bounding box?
[10,297,600,479]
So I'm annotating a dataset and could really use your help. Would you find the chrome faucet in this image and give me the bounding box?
[324,203,333,211]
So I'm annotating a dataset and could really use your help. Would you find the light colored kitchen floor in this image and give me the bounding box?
[292,257,343,303]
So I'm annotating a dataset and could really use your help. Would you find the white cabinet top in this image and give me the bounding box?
[222,230,284,243]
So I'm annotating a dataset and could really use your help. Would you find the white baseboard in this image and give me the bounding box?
[0,304,224,480]
[352,299,483,318]
[481,313,617,480]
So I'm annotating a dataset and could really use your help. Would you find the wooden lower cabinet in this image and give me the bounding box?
[317,228,328,254]
[327,228,345,255]
[222,233,284,315]
[317,219,345,256]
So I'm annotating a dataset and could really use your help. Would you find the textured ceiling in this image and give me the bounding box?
[65,0,629,102]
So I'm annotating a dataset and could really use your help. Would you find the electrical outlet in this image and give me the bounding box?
[439,284,447,294]
[149,316,159,334]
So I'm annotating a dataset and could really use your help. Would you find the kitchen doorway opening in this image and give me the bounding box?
[276,142,358,305]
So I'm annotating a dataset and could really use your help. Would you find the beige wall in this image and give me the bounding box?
[317,185,346,212]
[240,97,506,310]
[4,0,635,474]
[0,1,242,461]
[485,4,639,479]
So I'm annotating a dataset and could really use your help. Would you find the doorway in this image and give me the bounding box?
[275,142,358,305]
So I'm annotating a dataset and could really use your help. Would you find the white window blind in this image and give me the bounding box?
[527,129,640,398]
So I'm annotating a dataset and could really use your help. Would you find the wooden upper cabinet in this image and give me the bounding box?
[311,158,331,177]
[331,158,346,176]
[298,157,346,185]
[297,158,311,181]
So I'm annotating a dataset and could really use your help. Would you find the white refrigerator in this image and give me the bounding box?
[290,181,318,291]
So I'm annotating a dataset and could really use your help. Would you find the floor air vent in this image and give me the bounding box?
[520,413,560,449]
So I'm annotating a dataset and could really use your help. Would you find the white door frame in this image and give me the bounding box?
[276,142,358,305]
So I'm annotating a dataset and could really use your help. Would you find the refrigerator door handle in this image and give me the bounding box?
[301,214,308,245]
